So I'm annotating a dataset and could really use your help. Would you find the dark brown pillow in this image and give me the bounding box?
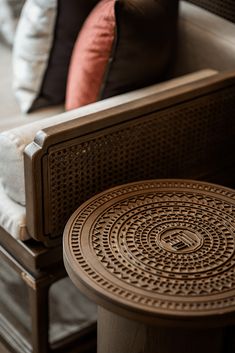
[66,0,179,110]
[31,0,99,111]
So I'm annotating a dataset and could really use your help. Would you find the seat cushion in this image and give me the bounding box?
[0,181,28,240]
[0,41,63,210]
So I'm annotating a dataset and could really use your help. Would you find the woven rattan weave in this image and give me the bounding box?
[44,85,235,242]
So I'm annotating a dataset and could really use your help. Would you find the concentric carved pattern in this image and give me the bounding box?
[187,0,235,23]
[68,180,235,317]
[46,86,235,239]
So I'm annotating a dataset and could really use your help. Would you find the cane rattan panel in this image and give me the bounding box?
[186,0,235,23]
[43,86,235,241]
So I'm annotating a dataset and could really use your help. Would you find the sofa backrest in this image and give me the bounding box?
[186,0,235,23]
[174,1,235,76]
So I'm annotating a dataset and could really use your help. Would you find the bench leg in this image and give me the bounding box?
[28,285,50,353]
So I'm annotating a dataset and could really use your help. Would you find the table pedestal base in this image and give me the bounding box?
[97,307,231,353]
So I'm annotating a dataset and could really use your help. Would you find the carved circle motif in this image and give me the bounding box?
[65,180,235,320]
[158,227,203,253]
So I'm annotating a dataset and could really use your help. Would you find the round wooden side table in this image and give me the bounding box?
[63,180,235,353]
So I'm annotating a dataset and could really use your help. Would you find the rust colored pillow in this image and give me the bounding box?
[66,0,179,110]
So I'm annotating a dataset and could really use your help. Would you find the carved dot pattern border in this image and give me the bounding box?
[70,181,235,315]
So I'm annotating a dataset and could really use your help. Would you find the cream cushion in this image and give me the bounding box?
[0,41,63,240]
[0,182,27,239]
[0,41,63,208]
[13,0,57,113]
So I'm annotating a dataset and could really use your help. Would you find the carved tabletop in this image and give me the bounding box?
[63,179,235,327]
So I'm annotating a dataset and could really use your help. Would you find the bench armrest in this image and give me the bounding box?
[0,70,216,207]
[24,71,235,245]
